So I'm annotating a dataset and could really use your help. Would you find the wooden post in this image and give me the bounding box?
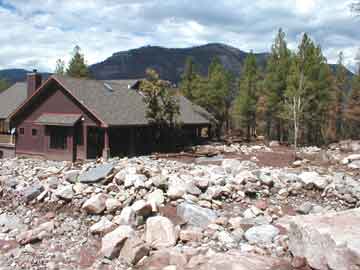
[103,128,110,159]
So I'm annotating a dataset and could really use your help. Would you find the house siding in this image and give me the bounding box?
[15,84,101,161]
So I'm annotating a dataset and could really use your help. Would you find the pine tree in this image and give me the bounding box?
[140,68,180,127]
[334,52,348,139]
[345,57,360,139]
[180,57,197,100]
[192,58,231,138]
[66,46,90,78]
[54,59,66,75]
[264,29,292,142]
[234,52,259,141]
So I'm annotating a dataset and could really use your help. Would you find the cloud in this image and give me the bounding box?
[0,0,358,72]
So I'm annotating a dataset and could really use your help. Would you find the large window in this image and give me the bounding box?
[49,127,67,150]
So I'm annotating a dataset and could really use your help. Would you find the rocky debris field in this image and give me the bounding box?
[0,141,360,270]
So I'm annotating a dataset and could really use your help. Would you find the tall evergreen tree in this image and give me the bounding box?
[334,52,348,139]
[234,52,259,140]
[264,29,292,142]
[54,59,66,75]
[192,58,231,138]
[345,55,360,139]
[66,46,90,78]
[180,57,197,100]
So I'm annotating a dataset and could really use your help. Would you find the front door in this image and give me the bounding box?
[87,127,104,159]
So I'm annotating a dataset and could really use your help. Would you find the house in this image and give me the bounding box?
[8,71,212,161]
[0,81,29,158]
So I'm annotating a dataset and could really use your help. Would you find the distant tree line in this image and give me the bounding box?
[179,29,360,147]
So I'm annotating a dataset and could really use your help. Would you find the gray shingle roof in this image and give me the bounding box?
[53,75,212,126]
[0,82,27,119]
[36,113,82,126]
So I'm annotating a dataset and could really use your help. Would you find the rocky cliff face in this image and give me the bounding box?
[89,43,269,83]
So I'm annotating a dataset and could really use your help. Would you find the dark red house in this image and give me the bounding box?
[9,72,212,161]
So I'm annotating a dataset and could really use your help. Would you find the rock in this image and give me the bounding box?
[147,189,165,207]
[55,185,74,201]
[222,159,241,175]
[100,225,135,259]
[119,236,150,265]
[132,200,153,217]
[185,181,202,196]
[298,171,329,189]
[243,206,262,219]
[168,177,186,199]
[296,202,313,215]
[196,178,209,190]
[63,170,80,183]
[244,225,279,245]
[105,198,122,212]
[180,228,203,242]
[114,207,136,226]
[217,231,236,245]
[190,251,292,270]
[124,174,147,188]
[16,221,54,245]
[23,184,44,202]
[82,194,107,214]
[269,141,280,147]
[145,216,178,248]
[288,208,360,270]
[151,175,169,189]
[177,202,217,228]
[78,164,114,184]
[90,217,117,234]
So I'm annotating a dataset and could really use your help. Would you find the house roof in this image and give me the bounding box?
[51,75,212,126]
[36,113,82,126]
[0,82,27,119]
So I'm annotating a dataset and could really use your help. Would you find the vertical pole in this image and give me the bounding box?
[103,128,110,160]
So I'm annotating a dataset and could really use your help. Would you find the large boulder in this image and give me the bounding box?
[288,208,360,270]
[145,216,178,248]
[298,171,329,189]
[100,225,135,259]
[177,202,217,228]
[82,194,107,214]
[190,251,292,270]
[55,185,74,201]
[244,225,279,245]
[78,164,114,184]
[119,237,150,265]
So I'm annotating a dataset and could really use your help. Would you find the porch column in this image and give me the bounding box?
[83,125,88,159]
[103,128,110,159]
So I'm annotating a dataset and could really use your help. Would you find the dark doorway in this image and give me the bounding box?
[87,127,104,159]
[0,150,3,159]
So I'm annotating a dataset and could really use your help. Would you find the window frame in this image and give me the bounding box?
[49,127,67,150]
[31,128,38,136]
[19,128,25,135]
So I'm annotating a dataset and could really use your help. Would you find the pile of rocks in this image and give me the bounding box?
[0,143,359,269]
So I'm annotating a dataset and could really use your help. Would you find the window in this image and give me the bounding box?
[19,128,24,135]
[32,129,38,136]
[49,127,67,150]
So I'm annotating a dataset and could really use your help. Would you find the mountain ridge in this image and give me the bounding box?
[0,43,354,85]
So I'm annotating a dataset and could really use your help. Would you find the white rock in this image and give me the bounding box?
[113,207,136,226]
[55,185,74,201]
[244,225,279,244]
[105,198,122,212]
[100,225,135,258]
[145,216,178,248]
[90,217,117,234]
[82,194,107,214]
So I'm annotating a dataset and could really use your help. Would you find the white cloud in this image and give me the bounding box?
[0,0,358,72]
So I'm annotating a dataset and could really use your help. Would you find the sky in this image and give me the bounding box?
[0,0,359,72]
